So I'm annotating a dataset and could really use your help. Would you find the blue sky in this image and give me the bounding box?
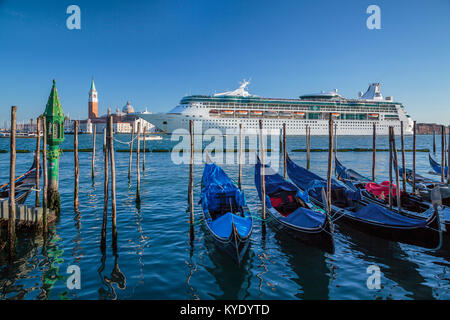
[0,0,449,124]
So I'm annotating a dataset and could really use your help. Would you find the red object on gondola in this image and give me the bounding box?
[365,181,401,199]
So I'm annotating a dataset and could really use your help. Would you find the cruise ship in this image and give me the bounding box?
[137,81,414,135]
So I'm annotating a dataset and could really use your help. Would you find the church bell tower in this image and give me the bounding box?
[88,78,98,119]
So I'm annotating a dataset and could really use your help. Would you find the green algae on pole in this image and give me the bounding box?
[43,80,65,214]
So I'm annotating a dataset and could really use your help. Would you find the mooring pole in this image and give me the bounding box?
[412,121,417,192]
[42,116,48,234]
[142,127,146,172]
[372,123,376,181]
[306,125,310,170]
[136,122,141,204]
[103,127,106,151]
[259,119,266,220]
[189,120,194,225]
[442,125,445,183]
[8,106,17,258]
[448,125,450,185]
[128,122,135,182]
[91,124,96,179]
[44,80,64,214]
[35,117,41,207]
[283,123,287,180]
[74,121,79,210]
[101,117,109,252]
[327,114,334,213]
[433,130,436,154]
[392,127,402,214]
[400,122,407,192]
[238,123,242,189]
[108,109,117,250]
[388,127,393,210]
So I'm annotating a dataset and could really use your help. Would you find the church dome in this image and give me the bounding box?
[122,101,135,114]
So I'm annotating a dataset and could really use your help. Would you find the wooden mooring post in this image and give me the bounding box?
[442,125,445,183]
[306,125,311,170]
[400,122,407,192]
[391,127,402,214]
[326,115,334,213]
[91,124,96,179]
[433,130,436,154]
[136,122,141,204]
[372,123,376,181]
[388,127,393,210]
[283,123,287,179]
[128,122,135,182]
[108,109,118,250]
[42,116,48,233]
[35,117,41,207]
[101,117,109,252]
[448,125,450,184]
[238,123,242,189]
[259,119,266,220]
[142,127,146,172]
[189,120,194,225]
[412,121,417,192]
[74,121,79,210]
[8,106,17,257]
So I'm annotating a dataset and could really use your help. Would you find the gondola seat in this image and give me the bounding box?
[270,191,299,216]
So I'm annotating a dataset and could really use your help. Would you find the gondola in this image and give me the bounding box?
[199,157,253,265]
[255,157,334,254]
[399,167,450,205]
[429,154,448,176]
[0,157,40,204]
[286,155,442,249]
[335,158,438,217]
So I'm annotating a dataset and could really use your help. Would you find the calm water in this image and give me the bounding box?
[0,133,449,300]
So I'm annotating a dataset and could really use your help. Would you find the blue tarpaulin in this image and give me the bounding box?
[201,163,251,238]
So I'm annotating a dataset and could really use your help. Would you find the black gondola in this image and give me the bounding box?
[255,157,334,254]
[0,157,40,204]
[286,155,442,249]
[335,157,450,235]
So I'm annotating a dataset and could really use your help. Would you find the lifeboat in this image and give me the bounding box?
[250,110,263,115]
[221,110,234,115]
[279,111,292,116]
[331,113,340,116]
[368,113,379,117]
[264,111,278,116]
[294,112,305,115]
[209,109,219,115]
[235,110,249,115]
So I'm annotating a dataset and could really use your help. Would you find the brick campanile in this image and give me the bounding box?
[88,78,98,119]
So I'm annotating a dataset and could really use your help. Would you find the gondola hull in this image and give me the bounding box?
[287,155,443,249]
[255,158,335,254]
[266,206,335,254]
[205,219,251,265]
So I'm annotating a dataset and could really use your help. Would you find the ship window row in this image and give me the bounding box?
[198,103,397,113]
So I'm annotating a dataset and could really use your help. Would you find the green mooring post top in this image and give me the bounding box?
[44,79,65,122]
[44,79,65,146]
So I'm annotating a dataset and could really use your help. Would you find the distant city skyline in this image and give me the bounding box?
[0,0,449,124]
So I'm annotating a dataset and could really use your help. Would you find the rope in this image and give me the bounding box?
[113,134,139,145]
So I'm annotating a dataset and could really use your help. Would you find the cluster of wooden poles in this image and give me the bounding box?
[5,106,50,259]
[185,116,450,228]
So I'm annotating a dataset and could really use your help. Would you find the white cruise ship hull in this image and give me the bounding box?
[137,113,413,136]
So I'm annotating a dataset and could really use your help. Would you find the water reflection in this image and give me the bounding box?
[201,225,252,299]
[274,231,330,299]
[338,224,434,299]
